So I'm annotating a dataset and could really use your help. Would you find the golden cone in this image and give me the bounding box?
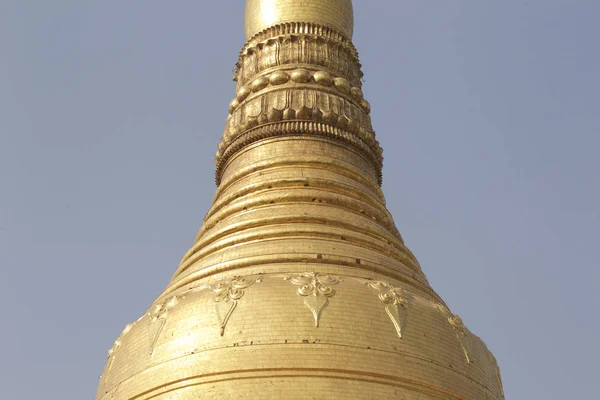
[96,1,504,398]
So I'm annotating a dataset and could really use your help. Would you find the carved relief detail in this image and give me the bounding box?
[148,296,180,354]
[244,22,355,51]
[237,24,362,86]
[216,83,382,185]
[448,313,473,364]
[216,21,383,188]
[224,87,374,143]
[230,69,370,116]
[211,276,261,336]
[367,281,411,339]
[216,120,382,185]
[286,272,340,327]
[105,322,135,380]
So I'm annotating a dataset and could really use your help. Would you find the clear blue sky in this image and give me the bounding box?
[1,1,598,399]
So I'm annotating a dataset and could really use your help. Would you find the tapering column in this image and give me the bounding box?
[96,2,503,399]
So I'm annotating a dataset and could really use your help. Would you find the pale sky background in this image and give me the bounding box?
[1,1,599,399]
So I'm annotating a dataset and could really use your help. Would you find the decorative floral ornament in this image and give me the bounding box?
[367,281,411,338]
[286,272,340,327]
[105,322,136,383]
[147,296,180,355]
[212,276,261,336]
[448,313,472,364]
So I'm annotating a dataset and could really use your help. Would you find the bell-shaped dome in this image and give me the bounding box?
[96,1,504,399]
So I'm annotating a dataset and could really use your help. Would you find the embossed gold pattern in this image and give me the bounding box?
[147,296,179,353]
[367,280,411,339]
[96,1,503,399]
[217,14,381,186]
[448,313,474,364]
[287,272,340,327]
[211,276,260,336]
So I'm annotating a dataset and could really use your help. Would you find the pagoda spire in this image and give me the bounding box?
[96,2,504,399]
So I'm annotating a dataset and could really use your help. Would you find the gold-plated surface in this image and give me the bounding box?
[96,1,503,399]
[245,0,354,40]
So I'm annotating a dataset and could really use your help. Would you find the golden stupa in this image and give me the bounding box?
[96,1,504,398]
